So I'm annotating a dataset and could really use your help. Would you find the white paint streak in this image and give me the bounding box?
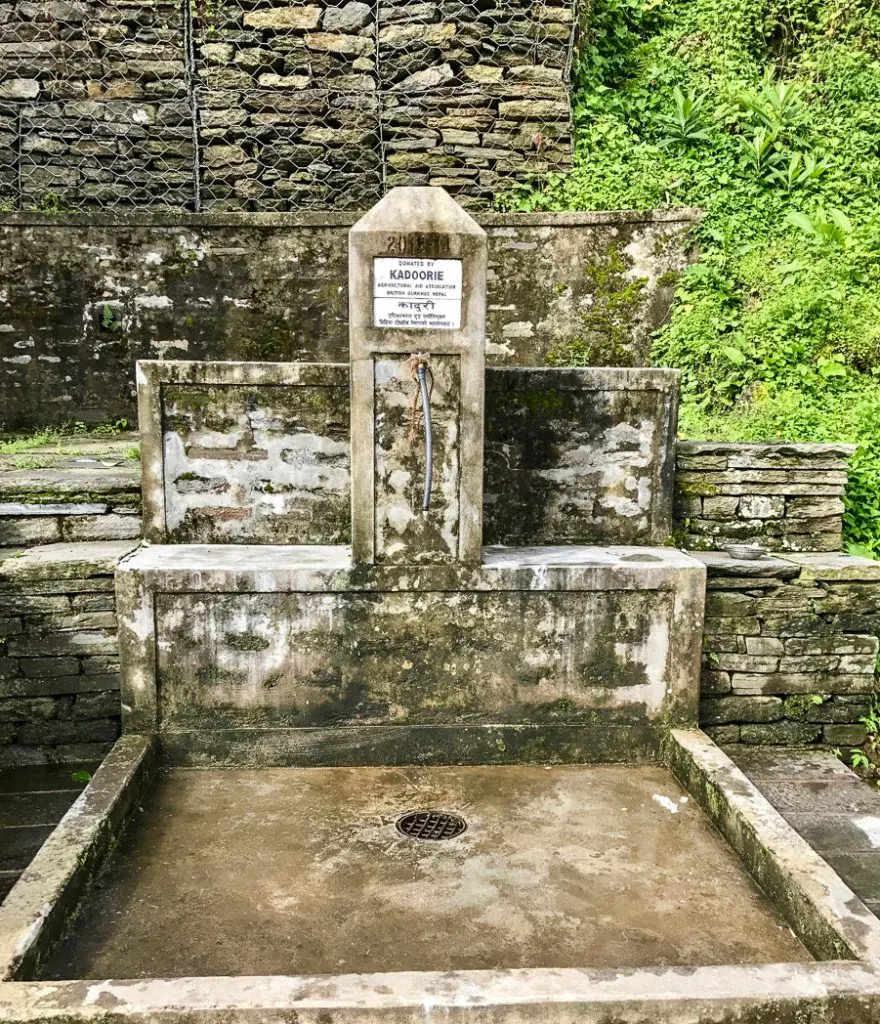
[853,816,880,848]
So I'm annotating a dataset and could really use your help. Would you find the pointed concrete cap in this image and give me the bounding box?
[350,186,486,242]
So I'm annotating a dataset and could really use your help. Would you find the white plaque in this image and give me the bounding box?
[372,257,462,330]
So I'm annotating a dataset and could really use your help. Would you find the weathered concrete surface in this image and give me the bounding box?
[116,544,706,763]
[666,729,880,963]
[0,210,698,429]
[373,355,464,562]
[135,362,679,547]
[5,963,880,1024]
[0,735,158,981]
[40,763,806,978]
[484,368,678,546]
[137,361,349,544]
[349,189,486,565]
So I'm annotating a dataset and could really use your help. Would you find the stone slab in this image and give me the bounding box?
[0,542,138,584]
[0,505,108,517]
[666,729,880,963]
[727,747,856,781]
[0,827,54,873]
[729,746,880,924]
[0,765,95,795]
[677,442,857,459]
[41,763,807,979]
[0,793,82,829]
[0,470,140,500]
[778,553,880,581]
[4,963,880,1024]
[694,551,801,578]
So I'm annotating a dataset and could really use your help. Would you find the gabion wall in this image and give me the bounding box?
[0,0,575,211]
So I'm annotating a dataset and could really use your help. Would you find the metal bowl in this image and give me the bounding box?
[725,543,766,561]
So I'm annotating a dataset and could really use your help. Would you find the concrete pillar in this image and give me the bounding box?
[349,187,486,565]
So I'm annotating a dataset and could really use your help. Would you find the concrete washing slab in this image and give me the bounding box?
[3,731,880,1023]
[41,763,807,979]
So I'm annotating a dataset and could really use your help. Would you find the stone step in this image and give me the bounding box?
[0,435,141,548]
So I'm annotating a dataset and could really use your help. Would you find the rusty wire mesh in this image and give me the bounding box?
[0,0,575,211]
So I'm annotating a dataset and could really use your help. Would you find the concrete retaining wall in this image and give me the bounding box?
[1,439,877,763]
[0,209,697,429]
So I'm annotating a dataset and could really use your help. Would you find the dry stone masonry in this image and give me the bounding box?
[674,442,853,553]
[0,0,575,211]
[0,542,136,767]
[698,552,880,749]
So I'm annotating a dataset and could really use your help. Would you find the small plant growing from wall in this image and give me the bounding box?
[100,305,124,333]
[848,692,880,785]
[548,247,649,367]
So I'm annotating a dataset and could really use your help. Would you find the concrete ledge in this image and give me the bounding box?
[666,729,880,963]
[0,735,158,980]
[0,542,139,583]
[1,961,880,1023]
[116,545,706,749]
[0,208,702,229]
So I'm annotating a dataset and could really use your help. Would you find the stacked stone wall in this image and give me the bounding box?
[0,542,136,767]
[0,468,141,548]
[0,0,575,211]
[674,442,853,553]
[698,552,880,748]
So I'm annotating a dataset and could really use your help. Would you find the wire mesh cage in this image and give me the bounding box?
[0,0,575,212]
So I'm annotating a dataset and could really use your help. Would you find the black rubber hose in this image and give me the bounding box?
[417,363,432,510]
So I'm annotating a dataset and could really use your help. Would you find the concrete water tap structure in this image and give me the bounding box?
[2,188,880,1024]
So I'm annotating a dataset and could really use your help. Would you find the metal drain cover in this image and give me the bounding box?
[396,810,467,841]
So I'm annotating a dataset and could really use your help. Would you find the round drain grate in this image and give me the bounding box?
[396,810,467,841]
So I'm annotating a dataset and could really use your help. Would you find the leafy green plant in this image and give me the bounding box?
[851,748,872,771]
[764,151,827,191]
[498,0,880,556]
[656,87,713,148]
[787,208,853,247]
[29,192,70,216]
[738,129,783,176]
[100,304,123,332]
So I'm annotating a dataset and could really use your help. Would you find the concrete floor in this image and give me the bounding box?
[43,764,808,979]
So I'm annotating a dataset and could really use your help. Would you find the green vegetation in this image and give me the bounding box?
[0,420,131,454]
[850,695,880,782]
[502,0,880,556]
